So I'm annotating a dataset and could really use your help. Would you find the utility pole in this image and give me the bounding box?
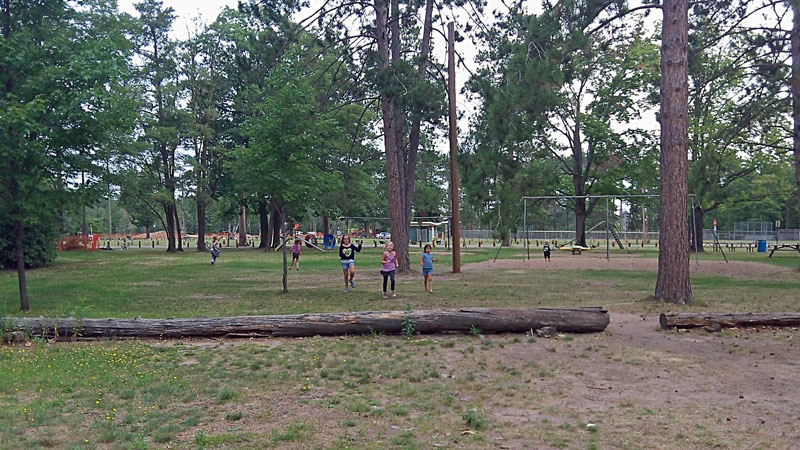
[108,158,112,238]
[642,206,647,245]
[448,22,461,273]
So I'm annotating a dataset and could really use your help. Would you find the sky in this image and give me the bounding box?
[117,0,240,39]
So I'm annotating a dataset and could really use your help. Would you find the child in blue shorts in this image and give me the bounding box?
[420,244,438,293]
[339,235,362,292]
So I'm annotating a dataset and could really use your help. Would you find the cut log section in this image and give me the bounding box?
[660,312,800,330]
[8,307,609,340]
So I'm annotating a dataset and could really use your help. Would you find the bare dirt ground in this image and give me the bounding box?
[464,255,789,278]
[160,257,799,448]
[164,311,800,449]
[467,312,800,448]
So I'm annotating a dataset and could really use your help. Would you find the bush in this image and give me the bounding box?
[0,208,58,269]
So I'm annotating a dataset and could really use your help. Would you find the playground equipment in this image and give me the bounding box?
[304,233,318,249]
[58,234,100,251]
[519,194,700,263]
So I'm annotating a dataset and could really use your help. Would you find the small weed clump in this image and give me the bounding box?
[401,303,416,337]
[462,407,488,430]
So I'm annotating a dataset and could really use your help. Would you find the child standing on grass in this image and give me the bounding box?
[339,235,362,292]
[543,242,551,262]
[210,236,221,265]
[380,241,397,298]
[291,239,302,270]
[420,244,438,293]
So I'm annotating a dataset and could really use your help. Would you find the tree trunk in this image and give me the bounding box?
[402,0,435,234]
[238,205,247,247]
[375,0,410,272]
[322,215,330,236]
[196,200,207,252]
[145,224,151,239]
[271,203,282,249]
[164,203,177,252]
[80,172,88,235]
[502,228,511,246]
[8,156,29,311]
[259,200,269,249]
[691,205,705,252]
[574,197,587,247]
[265,201,275,251]
[792,3,800,237]
[660,312,800,330]
[9,307,610,340]
[174,206,183,251]
[655,0,692,304]
[280,205,288,292]
[13,218,29,312]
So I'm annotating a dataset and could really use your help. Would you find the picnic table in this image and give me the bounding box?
[768,244,800,258]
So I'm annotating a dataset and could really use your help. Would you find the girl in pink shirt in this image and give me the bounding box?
[291,239,301,270]
[380,241,397,298]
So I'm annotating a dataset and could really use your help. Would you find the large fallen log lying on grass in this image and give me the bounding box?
[7,307,609,340]
[660,312,800,330]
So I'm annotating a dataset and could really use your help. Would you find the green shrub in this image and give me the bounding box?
[0,207,58,269]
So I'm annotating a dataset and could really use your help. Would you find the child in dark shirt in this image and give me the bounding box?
[339,235,362,292]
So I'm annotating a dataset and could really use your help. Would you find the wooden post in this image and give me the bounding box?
[448,22,461,273]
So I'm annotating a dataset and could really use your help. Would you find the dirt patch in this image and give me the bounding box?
[159,315,800,448]
[187,294,227,300]
[464,256,788,278]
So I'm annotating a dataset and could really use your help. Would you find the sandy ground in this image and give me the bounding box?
[166,312,800,448]
[471,312,800,448]
[463,255,791,278]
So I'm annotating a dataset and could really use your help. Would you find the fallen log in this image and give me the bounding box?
[660,312,800,330]
[6,307,609,340]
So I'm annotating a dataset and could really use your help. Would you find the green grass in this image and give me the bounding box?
[1,326,798,448]
[2,245,799,318]
[0,241,798,447]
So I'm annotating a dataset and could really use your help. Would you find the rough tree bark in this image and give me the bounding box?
[8,307,610,339]
[322,215,330,236]
[271,203,282,249]
[375,0,409,270]
[574,197,587,247]
[401,0,435,234]
[372,0,435,271]
[196,200,207,251]
[238,205,247,247]
[9,158,29,311]
[258,200,269,249]
[279,204,288,292]
[660,312,800,329]
[792,2,800,234]
[163,202,177,252]
[655,0,692,303]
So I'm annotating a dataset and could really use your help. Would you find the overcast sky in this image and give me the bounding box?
[117,0,239,39]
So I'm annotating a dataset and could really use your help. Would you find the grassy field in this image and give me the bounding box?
[2,246,800,449]
[2,245,799,318]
